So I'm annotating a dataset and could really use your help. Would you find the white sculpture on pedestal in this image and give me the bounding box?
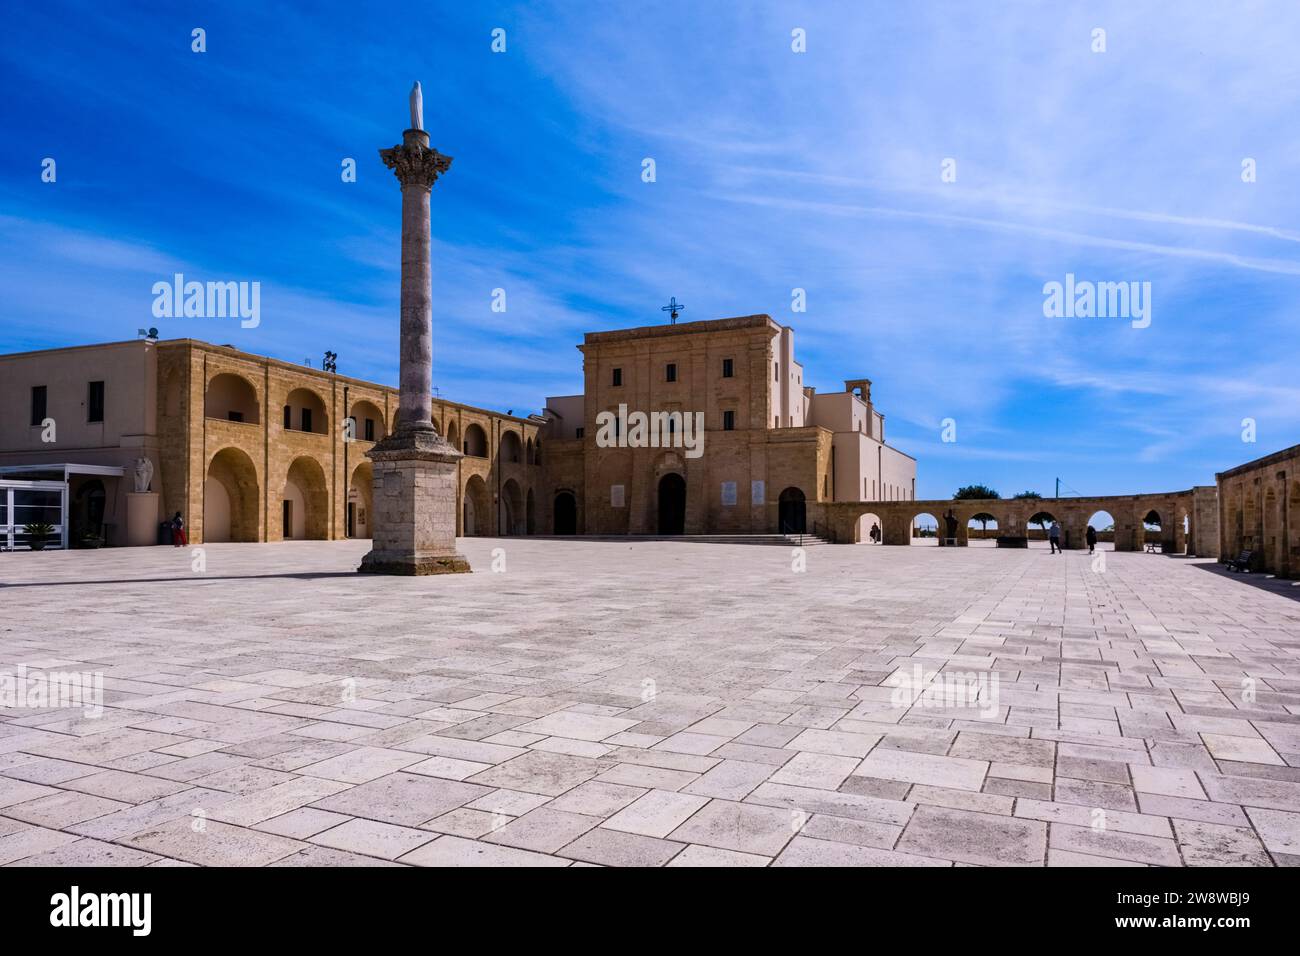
[132,457,154,493]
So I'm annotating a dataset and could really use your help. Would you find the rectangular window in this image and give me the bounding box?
[575,427,584,439]
[774,416,779,427]
[722,358,734,378]
[666,363,677,383]
[612,367,622,387]
[87,381,104,423]
[301,408,313,433]
[283,405,292,429]
[364,418,375,441]
[722,410,735,431]
[774,362,779,381]
[30,386,46,427]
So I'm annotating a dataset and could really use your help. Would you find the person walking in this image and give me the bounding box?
[1086,524,1097,554]
[1048,520,1062,554]
[870,523,881,544]
[171,511,187,547]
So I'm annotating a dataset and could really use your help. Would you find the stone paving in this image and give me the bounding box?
[1,538,1299,867]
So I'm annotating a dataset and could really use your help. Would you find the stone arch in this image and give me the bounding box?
[349,399,386,443]
[535,440,542,467]
[205,372,260,424]
[1085,510,1115,551]
[1023,507,1060,548]
[500,430,523,464]
[205,446,259,542]
[348,460,373,539]
[965,511,999,546]
[658,473,686,534]
[910,511,940,545]
[284,387,328,434]
[463,474,490,536]
[525,488,536,535]
[501,478,524,535]
[282,456,329,540]
[778,487,807,535]
[855,511,883,544]
[445,420,460,453]
[554,491,578,535]
[464,423,488,458]
[526,437,535,465]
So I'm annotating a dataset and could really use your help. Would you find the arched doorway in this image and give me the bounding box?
[554,492,577,535]
[967,513,998,547]
[1141,509,1163,552]
[204,373,259,424]
[348,461,373,539]
[463,424,488,458]
[283,388,328,434]
[1026,509,1059,549]
[205,447,259,542]
[855,511,883,544]
[463,475,489,536]
[658,473,686,534]
[1085,511,1115,552]
[283,457,328,540]
[500,431,522,464]
[778,487,806,534]
[501,479,523,535]
[525,489,535,535]
[911,512,939,545]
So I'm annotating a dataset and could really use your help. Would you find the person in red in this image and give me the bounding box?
[171,512,187,547]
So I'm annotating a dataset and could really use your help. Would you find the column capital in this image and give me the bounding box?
[379,131,453,189]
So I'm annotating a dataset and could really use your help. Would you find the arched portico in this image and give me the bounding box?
[204,447,260,542]
[282,456,329,540]
[816,490,1199,551]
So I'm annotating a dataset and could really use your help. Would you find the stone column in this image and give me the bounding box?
[358,114,470,575]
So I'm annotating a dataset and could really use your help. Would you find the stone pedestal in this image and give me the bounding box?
[125,491,160,546]
[358,429,469,575]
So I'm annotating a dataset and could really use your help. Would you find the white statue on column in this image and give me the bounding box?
[409,81,424,131]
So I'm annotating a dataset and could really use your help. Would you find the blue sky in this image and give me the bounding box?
[3,0,1298,499]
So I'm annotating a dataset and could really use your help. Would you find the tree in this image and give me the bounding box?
[954,484,1000,501]
[970,512,996,534]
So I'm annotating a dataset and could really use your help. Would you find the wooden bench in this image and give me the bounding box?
[1226,550,1255,573]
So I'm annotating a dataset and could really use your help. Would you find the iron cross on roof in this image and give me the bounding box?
[661,297,686,324]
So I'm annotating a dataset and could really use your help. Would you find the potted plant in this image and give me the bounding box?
[24,522,56,551]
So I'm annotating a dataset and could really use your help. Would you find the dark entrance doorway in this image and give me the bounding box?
[658,473,686,534]
[553,491,577,535]
[778,487,806,534]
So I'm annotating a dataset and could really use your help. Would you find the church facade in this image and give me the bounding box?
[538,314,917,537]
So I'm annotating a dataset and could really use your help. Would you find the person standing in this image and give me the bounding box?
[171,511,187,547]
[870,523,881,544]
[1086,524,1097,554]
[1048,520,1062,554]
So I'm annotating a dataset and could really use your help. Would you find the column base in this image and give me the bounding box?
[357,426,472,576]
[358,550,471,575]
